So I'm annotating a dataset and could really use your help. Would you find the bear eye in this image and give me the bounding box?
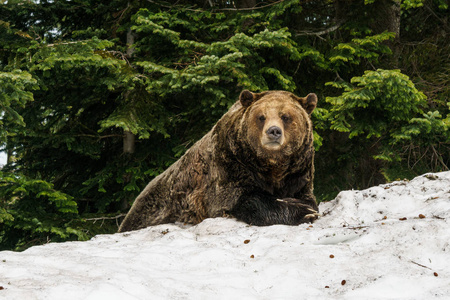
[258,115,266,122]
[281,115,290,123]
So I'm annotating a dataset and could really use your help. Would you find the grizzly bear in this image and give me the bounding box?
[118,90,319,232]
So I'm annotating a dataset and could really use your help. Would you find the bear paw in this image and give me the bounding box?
[303,209,320,222]
[277,198,320,223]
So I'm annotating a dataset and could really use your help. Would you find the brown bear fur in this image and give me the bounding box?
[118,90,319,232]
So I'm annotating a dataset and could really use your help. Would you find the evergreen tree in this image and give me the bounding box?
[0,0,448,250]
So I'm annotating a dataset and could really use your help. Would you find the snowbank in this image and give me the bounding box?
[1,172,449,299]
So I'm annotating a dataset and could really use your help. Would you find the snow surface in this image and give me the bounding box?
[1,172,450,299]
[0,152,6,167]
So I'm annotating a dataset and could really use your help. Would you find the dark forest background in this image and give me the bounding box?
[0,0,448,250]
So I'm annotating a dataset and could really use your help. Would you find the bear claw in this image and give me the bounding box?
[307,207,317,213]
[304,212,320,221]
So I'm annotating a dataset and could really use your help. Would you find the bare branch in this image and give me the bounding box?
[146,0,285,12]
[410,260,432,270]
[45,40,89,47]
[75,134,124,139]
[215,0,285,11]
[85,214,127,228]
[295,21,343,38]
[85,214,127,222]
[424,4,450,32]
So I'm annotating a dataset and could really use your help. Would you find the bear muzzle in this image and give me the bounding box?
[262,125,285,149]
[266,126,282,140]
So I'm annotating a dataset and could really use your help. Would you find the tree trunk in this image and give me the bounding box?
[371,0,401,67]
[124,26,136,156]
[123,130,135,154]
[121,25,137,211]
[371,0,401,38]
[126,27,135,57]
[6,147,13,164]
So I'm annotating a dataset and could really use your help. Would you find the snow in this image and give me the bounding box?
[0,152,6,167]
[1,172,450,299]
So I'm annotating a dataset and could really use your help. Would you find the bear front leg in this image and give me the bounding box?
[230,192,319,226]
[277,197,319,223]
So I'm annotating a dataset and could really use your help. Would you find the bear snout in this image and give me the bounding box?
[266,126,282,140]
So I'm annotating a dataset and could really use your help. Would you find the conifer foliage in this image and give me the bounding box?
[0,0,448,250]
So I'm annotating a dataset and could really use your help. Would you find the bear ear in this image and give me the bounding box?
[239,90,255,107]
[240,90,266,107]
[297,93,318,114]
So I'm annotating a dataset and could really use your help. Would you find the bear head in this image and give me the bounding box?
[238,90,317,165]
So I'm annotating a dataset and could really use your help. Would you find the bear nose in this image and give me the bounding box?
[266,126,282,140]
